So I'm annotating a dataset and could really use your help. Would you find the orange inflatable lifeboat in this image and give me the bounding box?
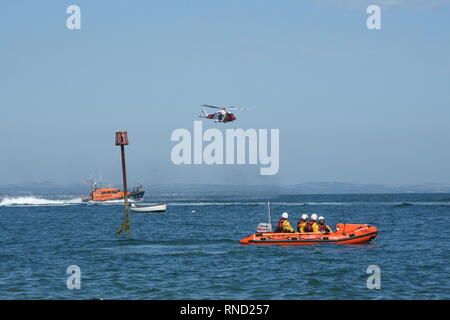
[240,223,378,245]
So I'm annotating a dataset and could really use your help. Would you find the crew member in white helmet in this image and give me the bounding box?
[297,213,309,233]
[304,213,320,232]
[276,212,294,233]
[318,216,333,233]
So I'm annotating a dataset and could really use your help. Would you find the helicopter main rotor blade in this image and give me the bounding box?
[202,104,251,111]
[227,106,250,111]
[202,104,222,110]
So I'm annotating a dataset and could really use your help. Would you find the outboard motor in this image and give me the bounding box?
[256,222,272,233]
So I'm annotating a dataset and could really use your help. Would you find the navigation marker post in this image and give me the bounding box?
[115,131,131,235]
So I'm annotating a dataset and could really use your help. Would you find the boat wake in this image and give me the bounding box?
[168,201,450,207]
[167,201,348,206]
[389,201,450,207]
[84,199,142,205]
[2,197,449,207]
[391,202,414,208]
[0,196,83,207]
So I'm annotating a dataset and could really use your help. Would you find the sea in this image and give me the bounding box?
[0,193,449,300]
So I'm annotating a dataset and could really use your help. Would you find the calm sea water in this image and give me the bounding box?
[0,193,449,300]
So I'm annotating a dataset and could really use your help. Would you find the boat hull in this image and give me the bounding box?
[129,203,167,213]
[81,190,144,203]
[240,224,378,245]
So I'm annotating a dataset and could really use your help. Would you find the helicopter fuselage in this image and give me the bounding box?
[205,111,236,123]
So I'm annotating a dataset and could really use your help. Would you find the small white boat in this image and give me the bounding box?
[129,203,167,213]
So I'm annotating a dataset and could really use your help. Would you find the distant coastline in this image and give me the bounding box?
[1,181,450,196]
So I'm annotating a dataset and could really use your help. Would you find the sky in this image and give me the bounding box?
[1,0,450,186]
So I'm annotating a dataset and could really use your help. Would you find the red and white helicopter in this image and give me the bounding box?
[199,104,248,123]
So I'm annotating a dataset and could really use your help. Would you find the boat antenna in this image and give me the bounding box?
[99,170,103,188]
[267,201,272,232]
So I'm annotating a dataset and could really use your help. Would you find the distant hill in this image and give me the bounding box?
[1,181,450,195]
[0,182,87,195]
[281,182,450,194]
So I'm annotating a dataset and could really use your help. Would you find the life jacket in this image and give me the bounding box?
[297,219,307,232]
[318,223,331,233]
[276,218,287,233]
[304,220,318,232]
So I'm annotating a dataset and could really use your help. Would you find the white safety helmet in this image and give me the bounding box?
[318,216,325,221]
[301,213,308,220]
[282,212,289,219]
[311,213,318,221]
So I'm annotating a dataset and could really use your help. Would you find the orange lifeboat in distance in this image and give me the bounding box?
[81,183,145,203]
[240,224,378,245]
[90,188,130,201]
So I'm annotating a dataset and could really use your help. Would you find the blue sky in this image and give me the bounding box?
[1,1,449,186]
